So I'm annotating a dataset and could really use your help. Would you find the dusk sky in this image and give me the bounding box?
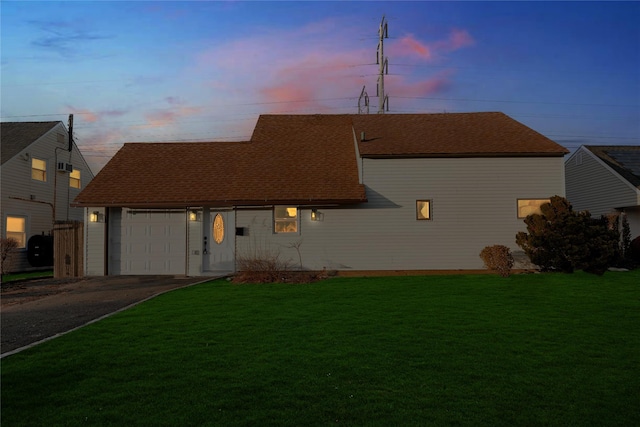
[2,1,639,173]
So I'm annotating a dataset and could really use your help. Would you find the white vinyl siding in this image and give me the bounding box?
[84,207,106,276]
[566,148,640,216]
[0,123,95,272]
[187,210,203,276]
[236,157,565,271]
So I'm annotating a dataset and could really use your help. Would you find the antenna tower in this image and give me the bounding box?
[357,15,389,114]
[376,15,389,113]
[358,86,369,114]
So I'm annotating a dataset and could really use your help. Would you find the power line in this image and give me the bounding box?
[544,134,639,140]
[395,96,639,109]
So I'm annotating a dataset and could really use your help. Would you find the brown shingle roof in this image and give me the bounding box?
[73,115,366,207]
[585,145,640,188]
[1,121,60,165]
[353,112,568,157]
[73,112,568,208]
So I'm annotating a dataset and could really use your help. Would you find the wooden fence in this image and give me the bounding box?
[53,220,83,279]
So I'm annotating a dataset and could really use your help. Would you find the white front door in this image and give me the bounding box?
[207,210,235,272]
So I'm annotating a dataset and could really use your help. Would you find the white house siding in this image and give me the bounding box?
[566,148,639,216]
[187,212,203,276]
[236,157,565,271]
[1,123,93,272]
[108,208,123,275]
[84,207,106,276]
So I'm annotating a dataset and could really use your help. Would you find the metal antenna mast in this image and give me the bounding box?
[376,15,389,113]
[357,15,389,114]
[358,86,369,114]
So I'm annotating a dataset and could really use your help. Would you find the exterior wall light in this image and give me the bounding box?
[90,211,104,223]
[189,210,201,222]
[311,209,321,221]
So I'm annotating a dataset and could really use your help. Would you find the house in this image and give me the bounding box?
[1,121,95,273]
[73,112,568,276]
[565,145,640,240]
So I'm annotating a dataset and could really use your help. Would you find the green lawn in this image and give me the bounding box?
[2,272,639,426]
[1,270,53,283]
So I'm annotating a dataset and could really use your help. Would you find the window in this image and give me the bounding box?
[69,169,81,189]
[213,213,224,244]
[274,206,298,233]
[517,199,550,218]
[6,216,26,248]
[32,158,47,182]
[416,200,432,220]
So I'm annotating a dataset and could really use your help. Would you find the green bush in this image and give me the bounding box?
[515,196,619,275]
[479,245,514,277]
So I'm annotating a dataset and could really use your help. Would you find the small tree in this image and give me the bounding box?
[1,237,19,278]
[515,196,618,275]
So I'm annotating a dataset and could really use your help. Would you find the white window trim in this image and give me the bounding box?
[69,169,81,189]
[5,215,28,249]
[31,158,47,182]
[274,206,299,234]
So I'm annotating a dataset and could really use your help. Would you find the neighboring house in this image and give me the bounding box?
[1,121,95,273]
[73,112,568,276]
[565,145,640,240]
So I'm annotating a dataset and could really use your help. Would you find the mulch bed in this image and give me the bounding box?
[232,270,333,284]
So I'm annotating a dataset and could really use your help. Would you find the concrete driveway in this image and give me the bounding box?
[1,275,226,357]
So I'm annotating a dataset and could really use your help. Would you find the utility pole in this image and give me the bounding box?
[377,15,389,113]
[68,114,74,152]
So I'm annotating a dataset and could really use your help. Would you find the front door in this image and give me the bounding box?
[207,210,235,272]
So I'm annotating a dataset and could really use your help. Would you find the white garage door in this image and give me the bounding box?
[115,209,186,275]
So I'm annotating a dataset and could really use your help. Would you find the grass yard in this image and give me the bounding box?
[2,272,639,426]
[1,270,53,284]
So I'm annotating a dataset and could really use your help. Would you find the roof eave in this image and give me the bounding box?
[72,197,368,209]
[360,151,569,159]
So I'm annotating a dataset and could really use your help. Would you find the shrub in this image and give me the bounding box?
[515,196,619,275]
[235,248,293,284]
[0,237,19,277]
[479,245,514,277]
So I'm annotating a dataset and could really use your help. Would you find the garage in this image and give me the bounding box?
[109,208,187,275]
